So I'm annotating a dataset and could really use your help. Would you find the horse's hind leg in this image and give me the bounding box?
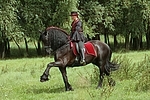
[97,67,105,89]
[107,76,116,86]
[96,60,106,89]
[97,61,116,88]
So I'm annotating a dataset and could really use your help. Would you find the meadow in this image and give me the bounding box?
[0,51,150,100]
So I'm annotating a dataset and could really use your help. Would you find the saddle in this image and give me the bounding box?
[70,41,97,57]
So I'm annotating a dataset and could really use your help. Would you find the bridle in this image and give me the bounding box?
[44,45,51,49]
[43,31,53,54]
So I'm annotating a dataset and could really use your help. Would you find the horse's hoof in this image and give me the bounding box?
[66,88,74,91]
[108,78,116,86]
[40,79,49,82]
[65,85,74,91]
[40,75,49,82]
[96,86,102,89]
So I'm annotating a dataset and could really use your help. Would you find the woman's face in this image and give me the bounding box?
[71,15,77,20]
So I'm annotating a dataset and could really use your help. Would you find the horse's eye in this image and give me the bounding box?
[44,31,47,36]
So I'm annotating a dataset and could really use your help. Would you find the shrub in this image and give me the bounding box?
[134,54,150,91]
[111,55,136,80]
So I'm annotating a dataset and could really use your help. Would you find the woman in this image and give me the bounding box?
[70,11,86,65]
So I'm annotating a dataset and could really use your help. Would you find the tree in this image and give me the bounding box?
[79,0,119,47]
[0,0,21,58]
[17,0,76,56]
[142,0,150,49]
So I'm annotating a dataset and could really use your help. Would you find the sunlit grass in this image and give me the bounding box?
[0,51,150,100]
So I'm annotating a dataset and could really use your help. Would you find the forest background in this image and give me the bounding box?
[0,0,150,58]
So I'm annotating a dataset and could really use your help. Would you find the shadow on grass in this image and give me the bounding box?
[26,86,65,94]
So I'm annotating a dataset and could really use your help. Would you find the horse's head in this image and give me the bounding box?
[39,27,70,54]
[39,30,52,54]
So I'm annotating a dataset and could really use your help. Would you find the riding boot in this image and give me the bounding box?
[80,48,86,65]
[75,43,79,62]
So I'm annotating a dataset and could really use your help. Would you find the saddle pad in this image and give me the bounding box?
[84,42,97,56]
[70,42,97,57]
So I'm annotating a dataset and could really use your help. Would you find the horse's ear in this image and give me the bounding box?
[39,30,42,34]
[39,30,48,36]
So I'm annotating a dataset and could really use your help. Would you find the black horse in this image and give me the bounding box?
[39,26,119,91]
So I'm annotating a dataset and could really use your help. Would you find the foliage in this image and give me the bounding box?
[1,0,150,58]
[0,0,21,40]
[17,0,76,40]
[80,1,105,36]
[135,54,150,91]
[91,52,150,92]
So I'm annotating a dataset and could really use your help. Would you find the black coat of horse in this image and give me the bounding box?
[39,26,119,91]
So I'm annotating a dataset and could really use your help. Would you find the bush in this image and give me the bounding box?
[90,54,150,92]
[111,55,136,80]
[134,54,150,91]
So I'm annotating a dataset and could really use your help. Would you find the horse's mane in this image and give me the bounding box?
[46,26,69,36]
[46,26,69,51]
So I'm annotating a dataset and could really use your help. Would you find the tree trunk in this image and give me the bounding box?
[129,35,133,49]
[125,34,130,50]
[0,41,5,58]
[104,28,108,43]
[94,34,100,40]
[104,33,107,43]
[34,41,42,55]
[6,38,10,57]
[139,34,143,49]
[0,32,5,58]
[146,32,150,49]
[114,34,118,49]
[132,36,139,50]
[107,34,110,46]
[0,39,9,58]
[24,37,29,56]
[12,37,22,56]
[146,19,150,49]
[86,34,91,41]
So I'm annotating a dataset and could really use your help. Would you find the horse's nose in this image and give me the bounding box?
[45,48,52,54]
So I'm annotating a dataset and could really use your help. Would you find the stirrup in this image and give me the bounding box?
[75,57,78,62]
[80,59,86,65]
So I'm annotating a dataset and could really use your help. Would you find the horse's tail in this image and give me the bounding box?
[105,60,119,76]
[105,49,119,74]
[108,61,119,71]
[109,49,112,61]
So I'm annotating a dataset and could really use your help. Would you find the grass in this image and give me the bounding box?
[0,51,150,100]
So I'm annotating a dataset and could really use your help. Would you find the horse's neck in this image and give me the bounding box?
[57,43,70,51]
[48,29,69,51]
[55,43,70,56]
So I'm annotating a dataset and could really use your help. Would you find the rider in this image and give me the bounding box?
[70,11,86,65]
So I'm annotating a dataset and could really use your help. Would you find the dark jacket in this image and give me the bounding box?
[70,19,85,42]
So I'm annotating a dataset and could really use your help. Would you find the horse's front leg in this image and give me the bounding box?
[59,67,73,91]
[40,61,63,82]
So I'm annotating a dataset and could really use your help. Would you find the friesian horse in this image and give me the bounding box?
[39,26,119,91]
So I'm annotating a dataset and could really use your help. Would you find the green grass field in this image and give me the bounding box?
[0,51,150,100]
